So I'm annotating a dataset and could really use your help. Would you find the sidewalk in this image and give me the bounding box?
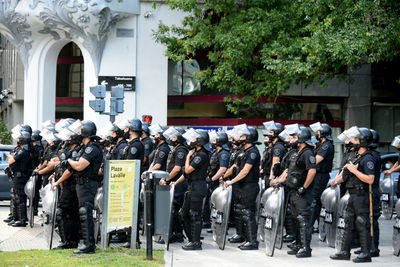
[1,202,399,266]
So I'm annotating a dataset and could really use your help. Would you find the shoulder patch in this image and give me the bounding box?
[273,148,281,157]
[130,147,138,155]
[221,153,228,161]
[72,151,78,158]
[250,152,257,160]
[159,151,166,159]
[194,156,202,164]
[322,143,329,150]
[145,143,150,150]
[85,147,93,154]
[367,161,374,170]
[177,151,185,159]
[309,156,316,164]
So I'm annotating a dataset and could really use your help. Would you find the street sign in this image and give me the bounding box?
[98,76,135,91]
[101,160,141,249]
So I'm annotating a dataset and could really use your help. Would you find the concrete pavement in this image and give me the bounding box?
[1,201,399,266]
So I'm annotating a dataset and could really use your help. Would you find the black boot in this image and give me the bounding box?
[295,215,311,258]
[330,251,351,260]
[53,208,71,250]
[74,207,95,254]
[182,211,202,251]
[229,204,245,243]
[352,215,371,262]
[240,209,258,250]
[3,215,13,223]
[12,196,27,227]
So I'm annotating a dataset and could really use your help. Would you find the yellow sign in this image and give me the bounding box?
[107,160,137,228]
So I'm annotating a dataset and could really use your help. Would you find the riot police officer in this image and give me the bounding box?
[310,123,334,232]
[203,132,230,230]
[51,130,83,249]
[223,130,246,244]
[159,127,188,243]
[225,125,260,250]
[330,127,376,263]
[31,130,44,215]
[122,119,144,248]
[265,122,286,185]
[286,127,316,258]
[68,121,103,254]
[7,131,32,227]
[172,129,209,250]
[141,122,153,171]
[149,123,170,171]
[110,122,127,160]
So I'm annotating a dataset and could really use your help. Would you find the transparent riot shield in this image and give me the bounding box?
[41,182,59,249]
[380,174,395,220]
[24,175,37,228]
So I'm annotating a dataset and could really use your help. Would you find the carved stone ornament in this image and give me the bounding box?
[0,0,138,72]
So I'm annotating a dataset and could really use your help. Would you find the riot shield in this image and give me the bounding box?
[393,199,400,256]
[380,174,395,220]
[166,184,175,251]
[318,187,330,242]
[211,183,232,250]
[255,178,265,223]
[258,187,274,242]
[263,187,284,256]
[274,187,285,250]
[334,191,350,253]
[324,186,340,247]
[210,185,223,242]
[24,175,37,228]
[41,183,59,249]
[94,187,103,244]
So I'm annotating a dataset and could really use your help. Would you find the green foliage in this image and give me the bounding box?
[0,119,11,144]
[154,0,400,113]
[0,248,164,267]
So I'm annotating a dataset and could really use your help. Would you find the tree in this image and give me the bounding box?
[154,0,400,113]
[0,119,11,144]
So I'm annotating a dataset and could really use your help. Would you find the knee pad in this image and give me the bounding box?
[355,215,367,228]
[189,209,201,221]
[79,206,88,220]
[56,208,63,218]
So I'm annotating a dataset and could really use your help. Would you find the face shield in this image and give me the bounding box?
[42,131,58,144]
[309,122,323,133]
[234,124,250,138]
[285,123,300,136]
[208,130,218,144]
[343,126,360,141]
[263,121,278,131]
[278,129,292,142]
[163,127,180,140]
[41,120,55,130]
[55,128,74,141]
[115,119,130,131]
[391,135,400,147]
[149,123,164,136]
[68,120,83,134]
[55,119,73,133]
[182,128,200,146]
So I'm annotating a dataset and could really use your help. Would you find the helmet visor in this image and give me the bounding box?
[149,123,164,136]
[391,135,400,147]
[309,122,323,133]
[285,123,300,135]
[263,121,277,131]
[55,128,74,141]
[68,120,83,134]
[182,128,200,145]
[163,127,180,140]
[234,124,250,137]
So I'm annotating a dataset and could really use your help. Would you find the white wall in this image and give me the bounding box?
[136,2,187,126]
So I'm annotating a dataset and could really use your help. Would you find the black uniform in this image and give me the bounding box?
[56,145,81,247]
[370,149,382,252]
[111,139,127,160]
[123,137,145,172]
[141,136,154,171]
[341,151,376,256]
[203,148,230,225]
[166,144,188,241]
[311,140,334,227]
[41,145,59,187]
[151,142,170,171]
[180,148,209,245]
[261,145,272,182]
[31,143,44,214]
[75,141,103,252]
[238,145,260,246]
[286,146,316,253]
[10,146,32,225]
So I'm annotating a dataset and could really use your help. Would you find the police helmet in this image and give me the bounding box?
[80,121,97,138]
[356,127,372,147]
[128,119,142,132]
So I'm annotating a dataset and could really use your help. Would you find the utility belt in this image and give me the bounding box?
[347,185,368,195]
[76,175,98,185]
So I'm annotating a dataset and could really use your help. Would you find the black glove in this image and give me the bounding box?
[205,176,212,183]
[297,186,306,195]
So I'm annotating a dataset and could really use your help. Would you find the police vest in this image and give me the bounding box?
[76,141,102,181]
[286,147,312,189]
[343,151,372,192]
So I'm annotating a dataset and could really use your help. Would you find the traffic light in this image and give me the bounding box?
[110,85,124,115]
[142,115,152,124]
[89,85,106,112]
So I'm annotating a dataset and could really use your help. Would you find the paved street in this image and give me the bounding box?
[1,201,399,266]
